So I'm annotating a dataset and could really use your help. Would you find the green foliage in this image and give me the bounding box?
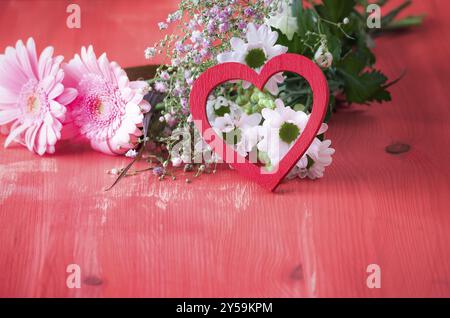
[337,52,391,104]
[275,0,423,121]
[321,0,356,23]
[232,85,276,114]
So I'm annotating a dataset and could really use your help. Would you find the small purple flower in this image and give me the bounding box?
[182,107,190,115]
[175,41,185,53]
[244,7,254,17]
[218,10,229,22]
[238,21,247,30]
[171,58,181,67]
[154,82,167,93]
[173,87,182,97]
[219,23,229,33]
[255,13,265,21]
[210,5,219,16]
[188,19,198,30]
[144,47,156,59]
[186,77,194,86]
[192,54,202,65]
[164,113,172,122]
[153,166,165,176]
[200,48,209,58]
[160,71,170,81]
[167,10,182,23]
[158,22,168,30]
[190,30,203,43]
[207,21,216,34]
[202,38,211,48]
[165,114,178,127]
[180,98,188,109]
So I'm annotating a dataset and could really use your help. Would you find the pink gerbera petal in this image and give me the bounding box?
[63,46,150,155]
[56,88,77,105]
[0,37,77,155]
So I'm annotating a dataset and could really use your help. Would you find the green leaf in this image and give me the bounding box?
[339,69,391,104]
[292,0,302,17]
[326,34,342,61]
[297,9,319,36]
[384,15,425,30]
[338,52,366,74]
[381,0,412,27]
[322,0,356,22]
[273,28,303,54]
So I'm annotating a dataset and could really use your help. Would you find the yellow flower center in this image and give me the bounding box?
[26,94,41,114]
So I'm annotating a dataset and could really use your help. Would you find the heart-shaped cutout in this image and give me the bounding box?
[190,53,329,191]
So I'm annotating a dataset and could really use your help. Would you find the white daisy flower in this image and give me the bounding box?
[257,99,328,167]
[213,113,236,134]
[235,125,261,158]
[297,138,335,179]
[217,23,288,95]
[193,137,219,164]
[206,95,241,123]
[257,99,308,166]
[214,111,261,133]
[208,95,262,158]
[213,109,262,155]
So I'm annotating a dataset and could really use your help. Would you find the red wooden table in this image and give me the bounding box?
[0,0,449,298]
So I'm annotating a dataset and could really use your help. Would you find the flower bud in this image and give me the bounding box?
[314,45,333,69]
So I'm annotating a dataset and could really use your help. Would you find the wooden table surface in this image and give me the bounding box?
[0,0,449,298]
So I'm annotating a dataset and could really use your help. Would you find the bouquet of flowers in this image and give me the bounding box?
[0,0,423,188]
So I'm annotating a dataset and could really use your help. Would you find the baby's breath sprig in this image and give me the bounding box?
[142,0,279,169]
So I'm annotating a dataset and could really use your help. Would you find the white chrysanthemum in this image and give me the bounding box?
[297,138,335,179]
[257,99,328,167]
[217,23,288,95]
[257,99,308,166]
[235,125,261,158]
[213,112,261,134]
[211,100,262,157]
[206,95,241,123]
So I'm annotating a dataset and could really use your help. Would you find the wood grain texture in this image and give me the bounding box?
[190,54,329,191]
[0,0,450,298]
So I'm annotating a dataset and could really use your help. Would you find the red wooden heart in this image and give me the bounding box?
[190,53,329,192]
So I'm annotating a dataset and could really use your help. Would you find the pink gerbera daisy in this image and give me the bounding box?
[0,38,77,155]
[63,46,150,155]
